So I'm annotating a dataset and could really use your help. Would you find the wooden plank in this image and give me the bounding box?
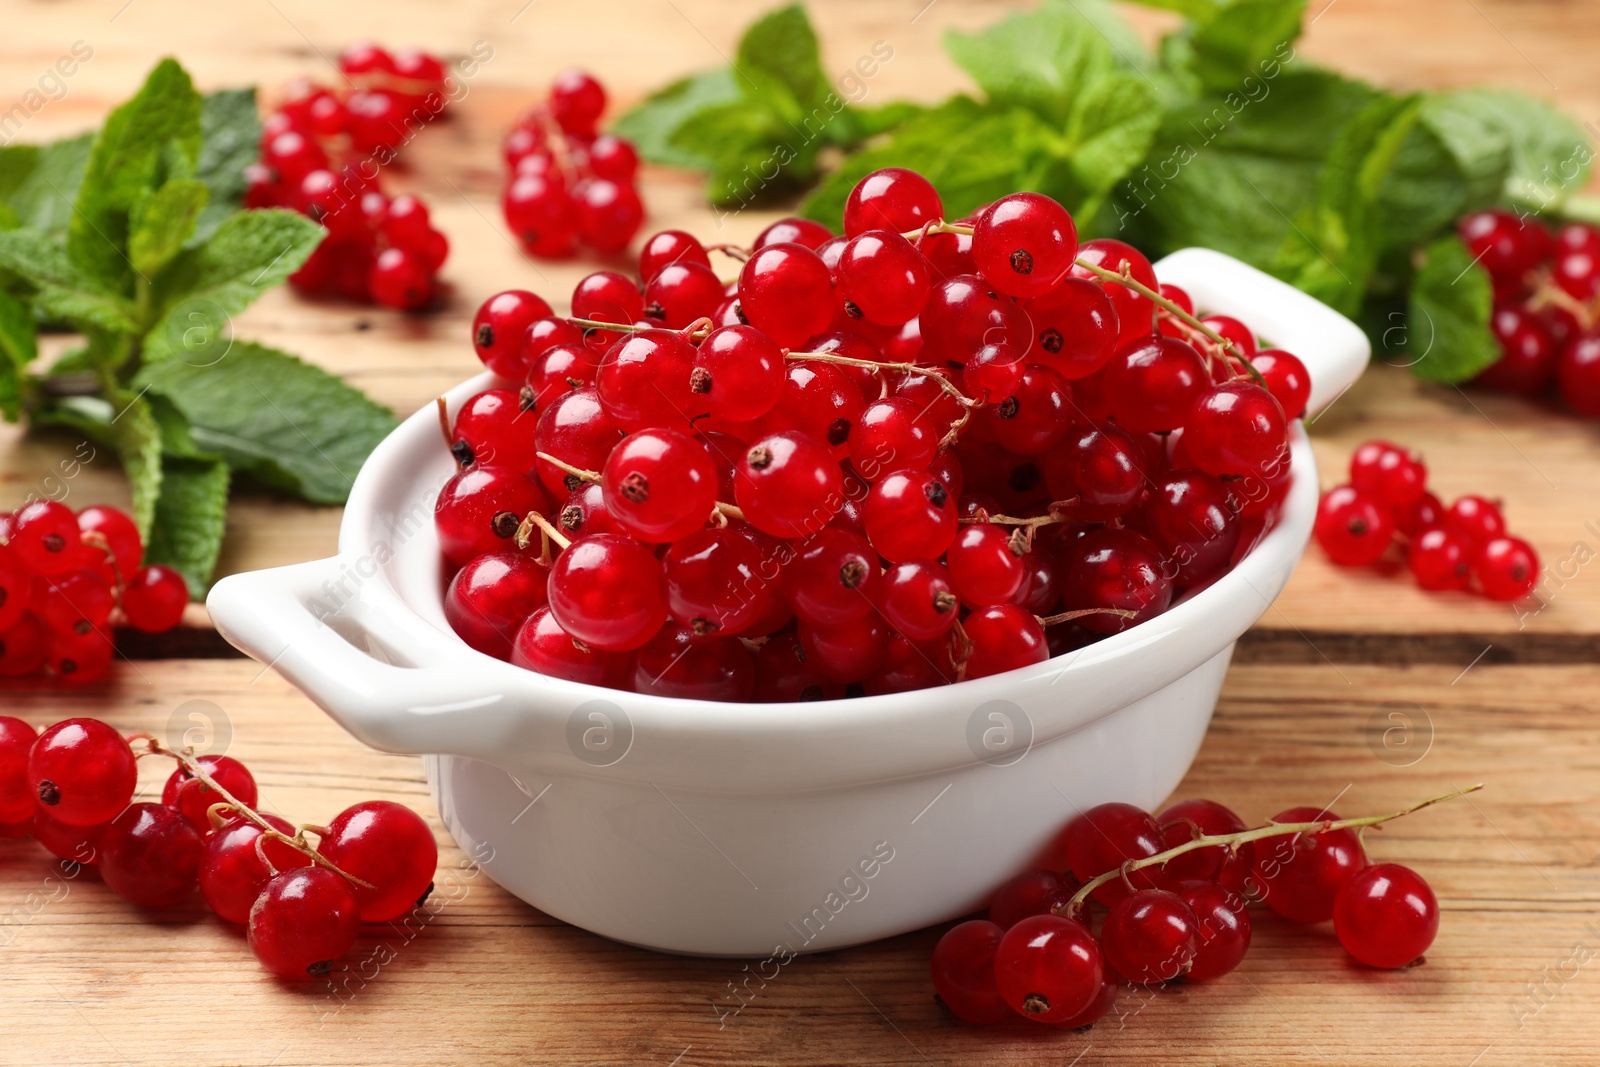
[1,658,1595,1066]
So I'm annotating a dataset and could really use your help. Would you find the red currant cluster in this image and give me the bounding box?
[0,716,438,980]
[1460,210,1600,411]
[500,70,644,258]
[934,792,1451,1028]
[0,502,187,685]
[440,168,1310,700]
[246,42,452,309]
[1314,439,1539,600]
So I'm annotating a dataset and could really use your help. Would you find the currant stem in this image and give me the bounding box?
[1068,256,1270,389]
[1036,608,1138,627]
[899,220,975,241]
[535,451,601,484]
[516,510,572,552]
[1058,784,1484,914]
[132,736,376,890]
[435,396,452,450]
[784,350,981,410]
[957,511,1069,529]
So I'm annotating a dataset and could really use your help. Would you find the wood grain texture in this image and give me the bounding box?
[1,2,1599,1065]
[2,659,1596,1067]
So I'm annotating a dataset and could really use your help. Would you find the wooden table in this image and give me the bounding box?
[4,2,1599,1064]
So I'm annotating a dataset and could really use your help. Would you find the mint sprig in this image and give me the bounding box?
[0,58,397,595]
[625,0,1593,386]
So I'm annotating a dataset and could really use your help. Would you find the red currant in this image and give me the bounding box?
[1333,862,1438,968]
[249,867,361,978]
[100,802,203,907]
[29,717,137,826]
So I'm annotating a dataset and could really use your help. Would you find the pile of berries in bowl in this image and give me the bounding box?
[500,70,644,258]
[0,501,189,684]
[1460,210,1600,411]
[1314,439,1540,600]
[247,42,454,309]
[436,168,1313,701]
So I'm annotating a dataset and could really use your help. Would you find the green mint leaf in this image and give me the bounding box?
[193,88,261,243]
[0,145,40,204]
[0,227,139,333]
[1053,69,1162,215]
[1273,94,1422,315]
[68,58,203,292]
[669,101,819,208]
[1371,117,1500,260]
[133,339,397,505]
[1187,0,1307,94]
[129,178,209,276]
[110,390,165,535]
[142,208,323,363]
[735,4,830,116]
[145,456,230,596]
[1423,88,1592,212]
[0,288,37,420]
[1109,69,1379,267]
[5,133,92,239]
[803,97,1057,227]
[1406,234,1499,383]
[944,0,1120,125]
[614,69,743,170]
[1416,94,1512,212]
[1119,0,1218,18]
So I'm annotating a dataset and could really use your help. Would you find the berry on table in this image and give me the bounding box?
[249,867,362,979]
[1333,863,1439,968]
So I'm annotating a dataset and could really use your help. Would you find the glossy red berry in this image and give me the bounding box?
[1444,494,1506,545]
[1349,440,1427,509]
[1314,485,1394,566]
[838,229,931,326]
[1457,209,1551,289]
[511,605,626,686]
[737,243,835,348]
[596,329,696,432]
[0,716,39,823]
[1023,278,1119,380]
[632,624,755,702]
[1071,239,1158,344]
[1060,802,1168,906]
[10,501,81,576]
[547,533,668,652]
[992,913,1103,1023]
[1103,336,1210,433]
[1407,527,1473,591]
[602,429,717,543]
[690,325,785,423]
[781,529,879,627]
[550,69,606,138]
[1172,879,1251,980]
[317,799,438,922]
[1184,381,1288,479]
[1334,863,1439,968]
[643,261,724,329]
[122,565,190,633]
[878,560,959,642]
[199,813,308,924]
[843,167,942,238]
[1155,797,1248,881]
[100,802,204,907]
[473,290,554,378]
[1101,888,1201,984]
[947,524,1025,607]
[249,867,361,979]
[534,388,624,498]
[503,173,577,258]
[1250,348,1311,418]
[434,465,549,567]
[445,552,551,659]
[864,468,957,563]
[930,920,1012,1024]
[963,604,1048,679]
[1062,528,1174,634]
[161,754,259,832]
[76,504,143,577]
[662,527,772,636]
[1475,536,1539,601]
[639,230,712,281]
[986,869,1077,931]
[573,178,644,253]
[796,612,891,684]
[1253,806,1368,923]
[1477,306,1556,394]
[734,432,844,539]
[29,717,137,826]
[972,193,1078,299]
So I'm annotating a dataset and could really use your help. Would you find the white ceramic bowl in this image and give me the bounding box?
[208,249,1368,956]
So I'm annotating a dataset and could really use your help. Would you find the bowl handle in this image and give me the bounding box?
[1152,248,1370,414]
[207,558,529,760]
